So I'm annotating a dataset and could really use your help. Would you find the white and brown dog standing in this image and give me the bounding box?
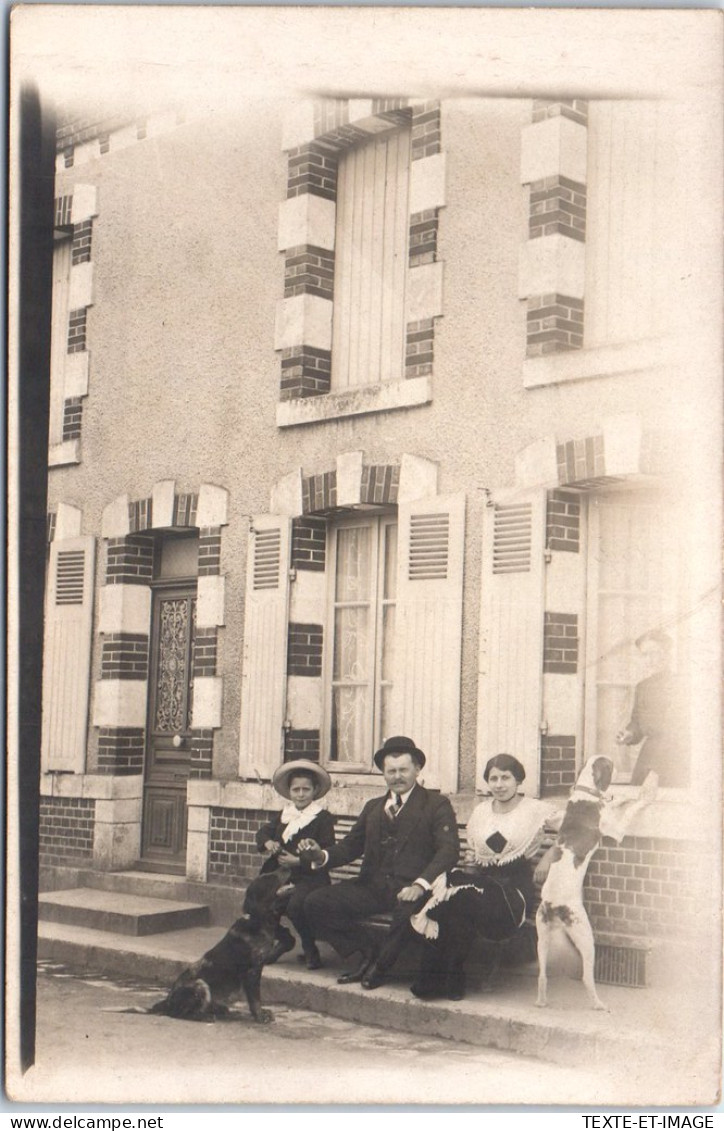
[535,755,657,1011]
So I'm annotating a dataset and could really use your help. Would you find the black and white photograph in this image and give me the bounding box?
[7,5,723,1109]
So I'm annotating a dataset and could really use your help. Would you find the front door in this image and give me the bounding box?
[141,585,197,872]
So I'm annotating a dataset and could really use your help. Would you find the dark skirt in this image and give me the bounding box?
[427,859,534,944]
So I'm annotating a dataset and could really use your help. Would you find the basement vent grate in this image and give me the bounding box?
[594,943,649,988]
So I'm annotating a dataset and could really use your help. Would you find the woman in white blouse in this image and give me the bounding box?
[410,754,553,1001]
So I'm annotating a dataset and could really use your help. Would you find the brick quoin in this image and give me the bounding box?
[190,729,214,779]
[405,319,435,377]
[173,493,198,528]
[540,735,577,795]
[287,623,323,677]
[532,100,589,126]
[284,729,321,762]
[529,176,587,243]
[67,308,87,353]
[543,612,579,674]
[100,633,150,680]
[546,489,581,553]
[287,143,338,202]
[62,397,83,441]
[284,245,335,300]
[97,727,145,774]
[198,528,222,576]
[105,536,154,585]
[128,497,153,533]
[71,219,93,265]
[411,103,441,160]
[193,628,218,677]
[527,294,584,356]
[280,347,332,401]
[291,516,327,571]
[556,435,606,485]
[409,209,439,266]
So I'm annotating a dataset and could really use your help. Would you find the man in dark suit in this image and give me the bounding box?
[299,736,460,991]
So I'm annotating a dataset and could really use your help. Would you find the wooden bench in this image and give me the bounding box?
[328,815,556,975]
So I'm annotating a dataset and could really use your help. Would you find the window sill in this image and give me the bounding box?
[523,336,675,390]
[49,440,81,467]
[277,376,431,427]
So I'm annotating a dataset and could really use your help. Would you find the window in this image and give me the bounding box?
[331,127,410,391]
[584,492,687,785]
[326,514,398,764]
[48,234,72,449]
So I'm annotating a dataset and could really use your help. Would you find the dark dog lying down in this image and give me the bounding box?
[150,869,292,1024]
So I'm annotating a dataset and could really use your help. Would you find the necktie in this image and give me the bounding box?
[386,792,402,819]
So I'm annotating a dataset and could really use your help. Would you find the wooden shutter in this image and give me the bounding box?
[391,493,466,792]
[239,515,291,780]
[41,535,95,772]
[477,489,547,792]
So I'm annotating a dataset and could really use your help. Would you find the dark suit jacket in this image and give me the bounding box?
[324,785,460,889]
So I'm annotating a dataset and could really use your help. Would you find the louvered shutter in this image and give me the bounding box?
[391,493,466,792]
[239,516,291,780]
[477,489,547,792]
[41,535,95,772]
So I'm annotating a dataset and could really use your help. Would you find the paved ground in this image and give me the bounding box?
[7,962,616,1107]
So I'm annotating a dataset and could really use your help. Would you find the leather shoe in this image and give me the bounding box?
[337,956,374,985]
[361,963,386,990]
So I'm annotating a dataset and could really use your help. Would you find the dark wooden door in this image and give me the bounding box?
[141,585,197,872]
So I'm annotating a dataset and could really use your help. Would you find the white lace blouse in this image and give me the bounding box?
[466,795,552,867]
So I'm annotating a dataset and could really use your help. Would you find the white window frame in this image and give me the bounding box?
[323,510,397,771]
[583,490,684,791]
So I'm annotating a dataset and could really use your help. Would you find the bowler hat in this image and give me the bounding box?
[373,735,426,771]
[272,759,331,800]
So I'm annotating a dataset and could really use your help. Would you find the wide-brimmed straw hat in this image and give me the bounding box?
[272,759,332,800]
[373,735,426,771]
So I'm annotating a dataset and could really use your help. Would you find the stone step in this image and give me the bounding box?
[38,888,211,936]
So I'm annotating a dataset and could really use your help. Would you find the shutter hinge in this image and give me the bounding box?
[539,719,549,735]
[544,549,552,564]
[288,568,297,582]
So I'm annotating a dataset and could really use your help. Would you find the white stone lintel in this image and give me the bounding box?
[336,450,364,507]
[102,494,131,539]
[398,455,439,503]
[410,152,447,215]
[196,484,229,529]
[515,436,560,489]
[518,234,586,300]
[192,677,223,729]
[270,469,304,517]
[151,480,176,529]
[196,575,226,628]
[70,183,98,224]
[406,261,444,323]
[521,115,588,186]
[69,261,94,309]
[602,413,644,478]
[275,293,333,352]
[282,102,317,151]
[98,584,151,636]
[278,194,336,253]
[55,502,83,541]
[92,679,147,728]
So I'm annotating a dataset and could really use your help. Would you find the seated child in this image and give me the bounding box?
[256,759,335,969]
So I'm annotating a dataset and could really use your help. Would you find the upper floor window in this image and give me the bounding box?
[48,233,72,450]
[326,513,398,764]
[331,127,411,392]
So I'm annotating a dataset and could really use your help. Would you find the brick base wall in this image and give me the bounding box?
[208,807,272,883]
[584,835,706,941]
[40,796,95,864]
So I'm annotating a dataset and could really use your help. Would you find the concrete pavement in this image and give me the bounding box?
[37,915,714,1095]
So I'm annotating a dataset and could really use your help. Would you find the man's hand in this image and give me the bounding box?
[397,883,425,903]
[264,840,281,855]
[297,838,325,865]
[277,850,300,868]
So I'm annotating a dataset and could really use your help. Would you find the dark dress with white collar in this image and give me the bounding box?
[255,808,336,955]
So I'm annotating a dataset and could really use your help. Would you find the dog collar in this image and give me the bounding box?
[572,785,604,799]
